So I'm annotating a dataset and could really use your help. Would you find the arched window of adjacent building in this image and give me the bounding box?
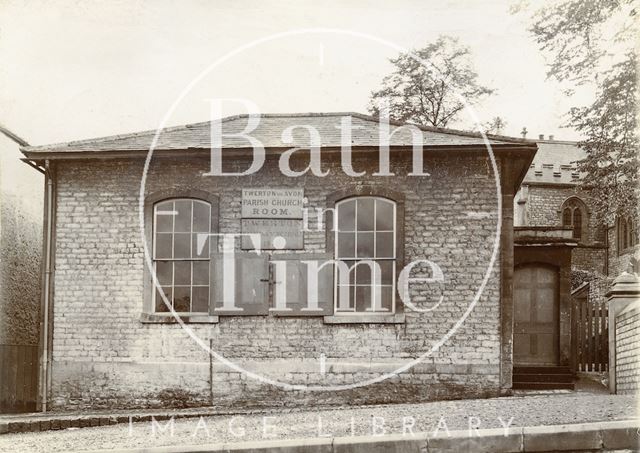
[562,208,571,227]
[334,196,397,314]
[561,197,587,240]
[618,216,638,254]
[573,208,582,239]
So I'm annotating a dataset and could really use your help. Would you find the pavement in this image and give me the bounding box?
[0,391,638,452]
[69,419,639,452]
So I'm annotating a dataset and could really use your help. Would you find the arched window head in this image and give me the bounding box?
[560,197,587,240]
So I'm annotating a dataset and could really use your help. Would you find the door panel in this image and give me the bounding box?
[212,253,270,315]
[270,253,334,316]
[514,265,559,365]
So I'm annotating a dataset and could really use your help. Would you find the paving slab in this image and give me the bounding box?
[428,427,523,452]
[225,437,333,453]
[523,423,602,451]
[333,433,426,453]
[599,420,640,450]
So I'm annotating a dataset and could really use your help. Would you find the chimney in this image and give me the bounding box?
[549,134,555,140]
[538,134,544,140]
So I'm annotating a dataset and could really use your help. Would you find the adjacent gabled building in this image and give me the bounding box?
[514,138,639,375]
[516,138,639,291]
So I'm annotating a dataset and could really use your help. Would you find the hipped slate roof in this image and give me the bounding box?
[21,112,534,158]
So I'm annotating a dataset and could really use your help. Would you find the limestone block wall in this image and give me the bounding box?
[607,227,640,278]
[49,152,505,409]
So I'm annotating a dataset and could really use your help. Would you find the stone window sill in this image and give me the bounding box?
[323,313,405,324]
[139,313,219,324]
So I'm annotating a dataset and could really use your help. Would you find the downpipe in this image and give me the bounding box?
[38,159,54,412]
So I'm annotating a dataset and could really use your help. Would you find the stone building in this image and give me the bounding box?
[515,138,639,297]
[20,113,540,410]
[513,137,639,379]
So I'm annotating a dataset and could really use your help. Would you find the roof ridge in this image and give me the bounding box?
[341,112,532,144]
[22,113,371,151]
[535,139,580,145]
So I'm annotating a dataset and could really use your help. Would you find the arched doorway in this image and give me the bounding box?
[514,264,560,365]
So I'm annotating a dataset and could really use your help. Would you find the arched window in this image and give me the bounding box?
[618,216,638,254]
[573,208,582,239]
[153,198,212,313]
[562,208,571,227]
[560,197,587,240]
[334,196,397,314]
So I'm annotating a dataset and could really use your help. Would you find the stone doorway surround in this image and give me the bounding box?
[514,227,577,369]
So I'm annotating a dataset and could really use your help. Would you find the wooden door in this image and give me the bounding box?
[514,265,559,365]
[0,344,38,413]
[212,253,270,315]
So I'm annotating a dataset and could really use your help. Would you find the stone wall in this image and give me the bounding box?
[0,135,42,346]
[523,185,605,277]
[607,227,640,277]
[0,194,42,345]
[524,184,602,238]
[571,247,606,277]
[615,303,640,394]
[49,152,505,410]
[523,185,572,228]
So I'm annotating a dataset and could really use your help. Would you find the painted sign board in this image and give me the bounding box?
[241,218,304,250]
[241,188,304,219]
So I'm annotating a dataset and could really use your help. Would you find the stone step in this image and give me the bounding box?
[513,373,574,383]
[514,366,572,374]
[512,381,575,390]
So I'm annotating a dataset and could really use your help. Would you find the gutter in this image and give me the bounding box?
[20,158,45,174]
[21,142,539,161]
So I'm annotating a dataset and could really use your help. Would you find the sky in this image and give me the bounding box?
[0,0,596,146]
